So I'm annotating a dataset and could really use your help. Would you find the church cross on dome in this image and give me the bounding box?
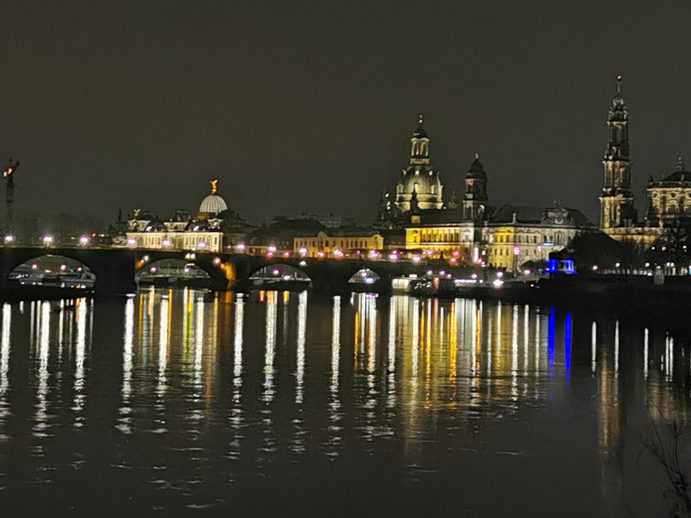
[210,178,219,194]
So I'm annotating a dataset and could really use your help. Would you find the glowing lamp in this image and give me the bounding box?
[4,235,14,244]
[79,235,89,247]
[42,235,54,246]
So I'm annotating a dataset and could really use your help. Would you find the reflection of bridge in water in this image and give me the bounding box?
[0,246,473,295]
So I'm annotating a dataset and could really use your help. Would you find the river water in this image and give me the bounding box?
[0,288,688,516]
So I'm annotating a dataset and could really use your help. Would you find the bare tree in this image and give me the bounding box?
[641,420,691,517]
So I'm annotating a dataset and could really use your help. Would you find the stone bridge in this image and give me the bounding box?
[0,246,470,295]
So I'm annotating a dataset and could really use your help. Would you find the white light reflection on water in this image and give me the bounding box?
[644,328,649,380]
[73,299,88,427]
[34,301,51,436]
[227,293,245,461]
[117,296,135,434]
[326,295,342,457]
[295,291,307,405]
[263,291,277,403]
[1,304,11,397]
[291,291,308,454]
[386,296,398,409]
[157,294,169,397]
[592,321,597,374]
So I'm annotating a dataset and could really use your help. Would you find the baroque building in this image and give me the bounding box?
[599,76,635,229]
[484,205,590,271]
[378,113,593,271]
[597,77,662,246]
[124,179,251,252]
[646,154,691,227]
[394,114,444,212]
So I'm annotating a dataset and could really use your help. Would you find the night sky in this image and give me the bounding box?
[3,1,691,225]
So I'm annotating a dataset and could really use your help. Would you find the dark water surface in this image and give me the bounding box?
[0,288,689,516]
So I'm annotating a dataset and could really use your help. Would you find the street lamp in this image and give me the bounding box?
[42,235,54,247]
[79,235,90,247]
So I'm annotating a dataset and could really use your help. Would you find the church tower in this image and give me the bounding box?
[395,114,444,212]
[599,75,635,229]
[463,153,488,220]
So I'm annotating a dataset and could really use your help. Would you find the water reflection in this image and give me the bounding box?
[0,290,688,516]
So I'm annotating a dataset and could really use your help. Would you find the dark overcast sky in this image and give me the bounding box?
[2,0,691,224]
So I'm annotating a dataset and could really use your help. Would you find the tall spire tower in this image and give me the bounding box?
[463,153,488,220]
[599,75,635,230]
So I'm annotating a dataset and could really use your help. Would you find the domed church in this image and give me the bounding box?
[394,114,444,211]
[198,178,229,219]
[124,178,252,252]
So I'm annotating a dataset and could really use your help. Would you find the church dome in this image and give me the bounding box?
[198,179,228,216]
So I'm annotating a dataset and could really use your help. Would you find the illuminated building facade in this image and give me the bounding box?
[393,114,444,212]
[293,229,384,257]
[646,155,691,227]
[125,179,250,252]
[484,205,590,271]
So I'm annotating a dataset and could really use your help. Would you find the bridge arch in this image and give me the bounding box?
[0,247,137,295]
[248,263,312,289]
[9,254,96,290]
[348,268,381,286]
[134,250,235,290]
[136,258,212,288]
